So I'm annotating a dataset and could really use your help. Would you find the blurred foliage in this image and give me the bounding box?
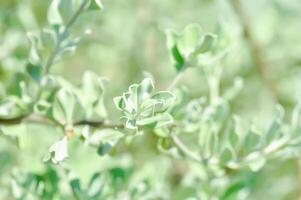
[0,0,301,199]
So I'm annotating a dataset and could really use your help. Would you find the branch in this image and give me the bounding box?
[0,114,123,130]
[167,71,184,91]
[44,0,91,74]
[171,133,202,162]
[230,0,279,102]
[0,114,30,125]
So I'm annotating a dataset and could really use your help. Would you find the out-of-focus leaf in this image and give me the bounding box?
[88,0,104,10]
[47,136,69,164]
[194,33,217,54]
[51,88,84,125]
[26,63,42,82]
[47,0,63,25]
[171,45,185,72]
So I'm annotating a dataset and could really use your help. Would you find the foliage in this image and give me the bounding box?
[0,0,301,199]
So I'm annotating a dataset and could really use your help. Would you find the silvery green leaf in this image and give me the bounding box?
[41,28,56,50]
[52,89,74,125]
[194,33,217,55]
[114,96,125,111]
[27,32,41,65]
[48,136,69,164]
[47,0,63,25]
[154,127,169,138]
[87,173,104,198]
[152,91,176,112]
[0,98,26,118]
[125,118,137,130]
[292,102,301,127]
[137,113,173,128]
[243,130,261,152]
[115,77,175,130]
[80,71,107,119]
[266,105,284,143]
[140,99,157,117]
[220,147,233,165]
[52,88,83,125]
[140,78,154,97]
[165,30,178,49]
[177,24,202,55]
[33,100,51,115]
[264,137,288,155]
[59,0,73,21]
[245,152,266,172]
[82,71,106,101]
[88,0,104,10]
[0,126,19,146]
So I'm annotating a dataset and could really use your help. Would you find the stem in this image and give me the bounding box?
[208,71,221,105]
[44,0,90,74]
[230,0,279,102]
[168,71,184,91]
[171,133,202,162]
[0,114,123,129]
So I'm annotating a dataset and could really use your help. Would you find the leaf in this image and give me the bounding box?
[137,113,173,128]
[177,24,202,54]
[140,78,154,97]
[80,71,107,119]
[88,0,104,10]
[292,102,301,127]
[52,88,84,125]
[151,91,176,112]
[171,45,185,72]
[154,127,169,138]
[0,126,19,146]
[87,173,103,198]
[194,33,217,54]
[221,182,247,200]
[220,147,234,165]
[59,0,73,21]
[48,136,69,164]
[245,152,266,172]
[114,96,125,111]
[243,130,261,152]
[70,178,86,200]
[115,77,175,130]
[26,63,42,82]
[47,0,63,25]
[41,28,56,50]
[265,106,284,143]
[97,143,112,156]
[27,32,41,65]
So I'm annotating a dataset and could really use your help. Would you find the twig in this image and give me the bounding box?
[171,133,202,162]
[44,0,91,74]
[167,71,184,91]
[0,114,123,130]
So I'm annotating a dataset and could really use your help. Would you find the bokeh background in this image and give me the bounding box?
[0,0,301,199]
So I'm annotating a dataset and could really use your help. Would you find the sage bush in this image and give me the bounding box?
[0,0,301,199]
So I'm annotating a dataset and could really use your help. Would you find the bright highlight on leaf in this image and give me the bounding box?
[48,136,69,164]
